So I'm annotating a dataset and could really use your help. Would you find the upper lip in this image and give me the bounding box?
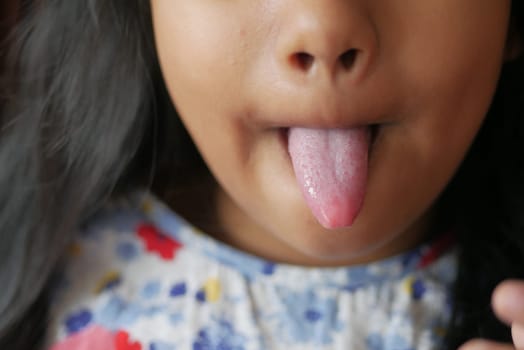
[246,70,399,129]
[248,93,394,130]
[251,108,391,130]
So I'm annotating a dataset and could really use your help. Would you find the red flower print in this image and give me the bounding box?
[417,232,455,268]
[114,330,142,350]
[137,224,182,260]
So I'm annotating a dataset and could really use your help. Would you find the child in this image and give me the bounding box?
[1,0,524,349]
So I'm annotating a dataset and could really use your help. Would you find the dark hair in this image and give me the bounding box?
[438,1,524,347]
[0,1,196,348]
[1,1,524,349]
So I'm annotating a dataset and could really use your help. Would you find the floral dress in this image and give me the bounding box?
[47,191,457,350]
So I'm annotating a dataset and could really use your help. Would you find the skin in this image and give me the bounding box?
[460,281,524,350]
[151,0,511,266]
[150,0,524,347]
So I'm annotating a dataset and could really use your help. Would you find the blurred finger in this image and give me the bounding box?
[513,323,524,349]
[459,339,515,350]
[493,280,524,325]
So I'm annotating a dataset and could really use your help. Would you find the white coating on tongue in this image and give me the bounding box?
[288,127,369,229]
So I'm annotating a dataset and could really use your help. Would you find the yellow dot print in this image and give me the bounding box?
[403,276,414,295]
[142,200,153,214]
[94,271,121,294]
[204,278,221,303]
[68,243,82,257]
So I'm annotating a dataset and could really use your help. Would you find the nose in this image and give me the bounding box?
[276,1,378,82]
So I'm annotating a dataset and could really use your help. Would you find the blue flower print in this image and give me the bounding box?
[262,262,276,275]
[192,318,246,350]
[97,296,143,329]
[366,333,415,350]
[195,289,206,303]
[65,309,93,334]
[169,312,184,326]
[264,289,343,345]
[150,341,177,350]
[97,295,164,329]
[367,333,383,349]
[170,282,187,298]
[116,241,139,261]
[142,280,162,299]
[339,266,378,292]
[411,279,426,300]
[401,250,422,268]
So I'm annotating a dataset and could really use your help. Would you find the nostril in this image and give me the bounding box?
[339,49,358,70]
[291,52,315,71]
[289,49,359,73]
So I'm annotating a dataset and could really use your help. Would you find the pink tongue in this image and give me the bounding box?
[288,127,369,229]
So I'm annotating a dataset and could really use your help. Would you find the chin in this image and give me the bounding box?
[280,221,387,265]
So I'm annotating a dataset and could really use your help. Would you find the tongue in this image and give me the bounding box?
[288,127,369,229]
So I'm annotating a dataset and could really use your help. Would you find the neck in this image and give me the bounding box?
[213,187,435,267]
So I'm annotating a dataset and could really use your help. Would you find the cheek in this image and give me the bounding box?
[364,18,509,235]
[151,1,265,100]
[392,3,509,168]
[150,2,266,158]
[388,0,509,115]
[150,2,276,190]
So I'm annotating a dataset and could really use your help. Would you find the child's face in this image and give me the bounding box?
[151,1,512,265]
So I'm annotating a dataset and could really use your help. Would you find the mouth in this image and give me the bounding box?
[279,124,381,154]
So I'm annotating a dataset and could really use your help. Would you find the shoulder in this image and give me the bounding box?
[46,196,189,347]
